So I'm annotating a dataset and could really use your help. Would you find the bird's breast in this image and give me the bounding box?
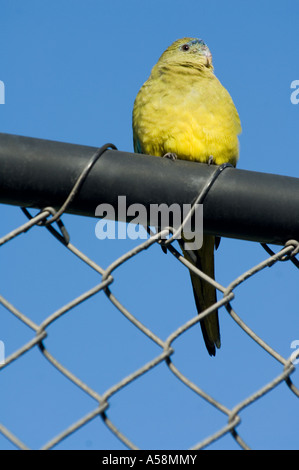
[133,73,240,166]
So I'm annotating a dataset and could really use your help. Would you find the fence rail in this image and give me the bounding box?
[1,133,299,244]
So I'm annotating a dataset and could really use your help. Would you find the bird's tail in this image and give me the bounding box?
[180,234,221,356]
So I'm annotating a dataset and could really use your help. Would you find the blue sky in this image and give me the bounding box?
[0,0,299,450]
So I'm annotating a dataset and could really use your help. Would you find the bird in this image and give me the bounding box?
[132,37,241,355]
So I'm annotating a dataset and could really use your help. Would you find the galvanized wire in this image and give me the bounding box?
[0,157,298,450]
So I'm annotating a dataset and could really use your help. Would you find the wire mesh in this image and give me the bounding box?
[0,150,299,450]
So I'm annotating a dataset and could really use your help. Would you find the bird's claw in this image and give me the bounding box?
[208,155,214,165]
[163,152,178,161]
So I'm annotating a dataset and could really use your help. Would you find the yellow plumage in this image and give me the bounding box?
[132,37,241,355]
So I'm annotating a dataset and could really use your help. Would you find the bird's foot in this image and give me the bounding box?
[163,152,178,161]
[208,155,214,165]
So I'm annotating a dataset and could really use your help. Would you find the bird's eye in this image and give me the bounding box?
[181,44,190,51]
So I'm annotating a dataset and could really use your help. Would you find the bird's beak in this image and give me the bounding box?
[204,49,212,67]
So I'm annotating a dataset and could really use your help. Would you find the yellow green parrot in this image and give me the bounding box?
[132,38,241,355]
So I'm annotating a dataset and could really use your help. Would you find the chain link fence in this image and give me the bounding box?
[0,142,299,450]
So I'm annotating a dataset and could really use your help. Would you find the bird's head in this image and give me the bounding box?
[157,37,213,70]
